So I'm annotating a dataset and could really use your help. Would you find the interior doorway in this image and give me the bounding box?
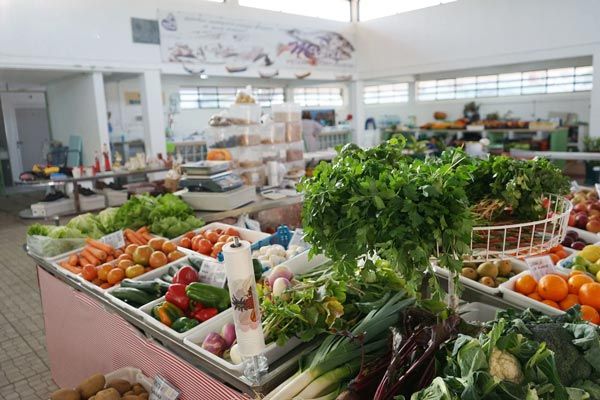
[15,107,51,171]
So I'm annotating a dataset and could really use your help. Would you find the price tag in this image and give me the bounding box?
[525,255,556,280]
[100,230,125,249]
[199,259,227,288]
[595,183,600,198]
[150,375,179,400]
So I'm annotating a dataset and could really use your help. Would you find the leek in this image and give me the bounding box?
[295,359,361,399]
[266,292,414,400]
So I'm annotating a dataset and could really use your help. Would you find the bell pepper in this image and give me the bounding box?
[191,306,218,322]
[165,283,190,311]
[172,265,198,286]
[151,301,184,327]
[171,317,199,333]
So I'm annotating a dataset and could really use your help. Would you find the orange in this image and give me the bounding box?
[538,274,568,301]
[579,282,600,310]
[570,270,585,276]
[97,264,112,281]
[580,305,600,324]
[528,292,543,301]
[549,253,561,264]
[515,274,537,295]
[107,268,125,285]
[542,299,560,309]
[568,274,594,294]
[559,294,580,310]
[555,250,569,260]
[550,245,565,253]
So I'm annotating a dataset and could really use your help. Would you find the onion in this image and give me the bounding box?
[221,323,236,348]
[272,277,290,298]
[229,344,242,364]
[268,265,293,287]
[202,332,227,356]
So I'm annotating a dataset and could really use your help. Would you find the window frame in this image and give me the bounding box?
[293,87,344,107]
[363,83,409,105]
[179,86,286,109]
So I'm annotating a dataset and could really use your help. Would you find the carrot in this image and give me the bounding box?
[137,226,149,234]
[80,249,100,266]
[68,254,78,265]
[86,246,107,262]
[141,232,153,242]
[114,249,123,257]
[131,230,147,244]
[124,229,144,245]
[106,255,114,262]
[85,238,114,255]
[59,262,82,275]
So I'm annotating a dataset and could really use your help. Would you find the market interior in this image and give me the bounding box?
[2,0,600,399]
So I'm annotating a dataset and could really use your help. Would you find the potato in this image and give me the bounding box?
[132,384,145,395]
[77,374,106,399]
[94,388,120,400]
[138,394,149,400]
[51,388,81,400]
[123,391,135,396]
[122,396,140,400]
[107,378,132,395]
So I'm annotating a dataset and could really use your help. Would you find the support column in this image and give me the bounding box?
[349,79,364,145]
[590,48,600,137]
[140,70,166,157]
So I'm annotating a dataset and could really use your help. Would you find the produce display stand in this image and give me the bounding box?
[18,167,170,219]
[28,251,316,399]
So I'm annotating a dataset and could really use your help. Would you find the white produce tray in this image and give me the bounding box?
[183,309,301,374]
[459,302,500,322]
[499,270,566,316]
[31,198,75,217]
[434,258,528,295]
[172,222,269,256]
[567,227,600,244]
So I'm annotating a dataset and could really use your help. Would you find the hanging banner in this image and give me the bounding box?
[157,10,355,73]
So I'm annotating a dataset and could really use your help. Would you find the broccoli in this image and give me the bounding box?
[528,323,592,386]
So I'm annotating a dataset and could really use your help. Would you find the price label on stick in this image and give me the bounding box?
[525,255,556,280]
[100,230,125,249]
[150,375,179,400]
[198,260,227,288]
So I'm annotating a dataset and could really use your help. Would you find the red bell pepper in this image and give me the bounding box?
[165,284,189,311]
[172,265,198,286]
[191,306,218,322]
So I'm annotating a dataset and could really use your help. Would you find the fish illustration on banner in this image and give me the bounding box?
[158,10,355,71]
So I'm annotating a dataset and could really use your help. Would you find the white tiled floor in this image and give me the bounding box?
[0,194,59,399]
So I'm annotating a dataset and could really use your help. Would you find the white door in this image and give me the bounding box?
[15,107,50,170]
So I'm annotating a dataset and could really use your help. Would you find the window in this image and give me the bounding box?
[179,87,285,109]
[293,87,344,107]
[239,0,351,21]
[364,83,409,104]
[417,65,593,101]
[360,0,457,21]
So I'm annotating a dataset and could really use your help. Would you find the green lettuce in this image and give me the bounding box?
[66,213,104,238]
[97,207,119,233]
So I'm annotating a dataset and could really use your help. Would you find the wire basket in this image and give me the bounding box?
[462,194,572,262]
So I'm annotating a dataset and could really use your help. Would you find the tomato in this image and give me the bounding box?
[197,239,213,255]
[82,265,97,281]
[180,237,192,249]
[225,227,240,237]
[107,268,125,285]
[215,228,224,235]
[206,231,219,244]
[97,264,113,281]
[184,231,195,240]
[218,235,230,243]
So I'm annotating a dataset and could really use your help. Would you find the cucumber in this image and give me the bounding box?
[161,274,173,283]
[188,257,204,271]
[168,265,181,276]
[120,279,169,296]
[110,287,156,307]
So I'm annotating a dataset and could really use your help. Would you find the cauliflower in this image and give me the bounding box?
[489,348,524,384]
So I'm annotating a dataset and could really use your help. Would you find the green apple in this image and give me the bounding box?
[572,264,588,273]
[574,255,591,267]
[596,270,600,283]
[588,262,600,275]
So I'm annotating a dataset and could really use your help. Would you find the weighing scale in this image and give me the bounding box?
[179,171,244,193]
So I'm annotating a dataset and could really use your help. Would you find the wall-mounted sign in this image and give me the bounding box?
[157,10,355,74]
[124,91,141,105]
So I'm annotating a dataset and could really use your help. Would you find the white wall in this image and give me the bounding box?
[47,73,109,165]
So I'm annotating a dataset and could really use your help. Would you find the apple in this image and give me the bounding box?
[587,220,600,233]
[572,241,587,251]
[574,203,588,213]
[568,213,577,227]
[576,213,589,230]
[561,236,574,247]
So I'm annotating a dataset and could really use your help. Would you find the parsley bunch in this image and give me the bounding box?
[299,139,475,298]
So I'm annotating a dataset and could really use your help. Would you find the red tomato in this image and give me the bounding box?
[225,227,240,237]
[206,231,219,244]
[218,235,230,243]
[184,231,195,240]
[180,237,191,248]
[197,239,213,255]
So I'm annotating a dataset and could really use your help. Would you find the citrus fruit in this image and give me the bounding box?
[515,274,537,295]
[542,299,560,309]
[568,274,594,294]
[537,274,568,301]
[549,253,561,264]
[580,304,600,324]
[528,292,543,301]
[559,294,579,310]
[579,282,600,309]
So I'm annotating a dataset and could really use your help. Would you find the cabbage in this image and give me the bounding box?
[66,213,104,238]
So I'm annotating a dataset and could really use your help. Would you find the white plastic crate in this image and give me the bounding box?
[434,258,528,295]
[103,188,128,207]
[183,309,301,374]
[31,198,75,217]
[80,194,107,212]
[498,270,566,316]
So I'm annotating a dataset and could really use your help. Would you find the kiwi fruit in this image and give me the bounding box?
[477,262,498,279]
[496,260,512,276]
[479,276,496,287]
[461,267,478,280]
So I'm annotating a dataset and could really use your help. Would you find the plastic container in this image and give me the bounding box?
[207,126,240,148]
[80,194,106,212]
[238,146,262,168]
[105,367,153,393]
[236,125,261,147]
[27,235,86,259]
[433,258,528,295]
[499,270,566,316]
[261,122,285,144]
[286,141,304,162]
[171,222,270,253]
[239,166,266,187]
[566,227,600,244]
[103,188,128,207]
[459,302,500,322]
[272,103,301,123]
[229,103,261,125]
[285,121,302,142]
